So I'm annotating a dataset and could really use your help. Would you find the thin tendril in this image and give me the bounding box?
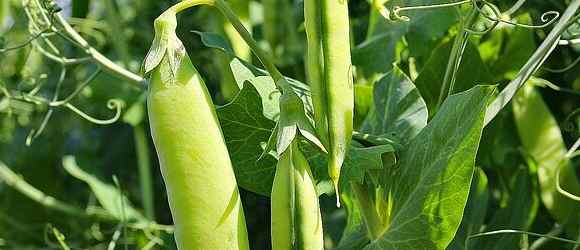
[64,99,124,125]
[0,30,51,53]
[466,229,580,247]
[387,0,471,21]
[544,56,580,73]
[555,149,580,202]
[49,68,102,107]
[26,66,66,146]
[562,109,580,133]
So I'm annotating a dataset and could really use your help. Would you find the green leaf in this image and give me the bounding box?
[414,40,493,115]
[447,168,489,250]
[308,143,396,189]
[62,156,146,222]
[217,82,277,196]
[191,30,235,56]
[470,165,539,250]
[336,186,370,250]
[364,85,494,250]
[512,83,580,232]
[361,67,428,145]
[229,58,281,120]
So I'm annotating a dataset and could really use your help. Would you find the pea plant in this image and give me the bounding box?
[0,0,579,249]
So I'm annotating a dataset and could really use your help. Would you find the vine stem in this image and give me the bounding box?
[435,7,478,112]
[484,0,580,126]
[172,0,285,84]
[0,161,114,221]
[352,183,384,240]
[52,13,145,85]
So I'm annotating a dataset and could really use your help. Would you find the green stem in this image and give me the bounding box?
[173,0,284,84]
[0,161,115,221]
[436,7,477,112]
[51,14,145,85]
[484,0,580,126]
[134,124,155,220]
[352,183,384,240]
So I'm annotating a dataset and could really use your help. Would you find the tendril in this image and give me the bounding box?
[0,30,52,53]
[562,109,580,133]
[555,148,580,202]
[64,99,124,125]
[466,229,580,247]
[26,66,66,146]
[49,68,102,107]
[379,0,561,36]
[380,0,471,22]
[544,56,580,73]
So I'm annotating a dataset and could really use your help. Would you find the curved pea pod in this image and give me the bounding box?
[144,12,249,250]
[513,83,580,233]
[271,142,324,250]
[321,0,354,197]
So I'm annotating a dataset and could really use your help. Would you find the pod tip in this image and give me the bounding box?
[333,180,341,208]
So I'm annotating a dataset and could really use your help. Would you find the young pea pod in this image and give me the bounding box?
[271,142,324,250]
[144,12,249,250]
[306,0,354,201]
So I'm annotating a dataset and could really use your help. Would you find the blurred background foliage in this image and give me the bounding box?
[0,0,579,249]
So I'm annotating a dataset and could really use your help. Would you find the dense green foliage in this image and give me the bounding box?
[0,0,579,249]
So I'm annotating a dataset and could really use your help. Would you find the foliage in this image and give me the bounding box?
[0,0,579,249]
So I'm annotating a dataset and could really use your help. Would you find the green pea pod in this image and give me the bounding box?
[512,83,580,233]
[304,0,327,146]
[145,12,249,250]
[271,142,324,250]
[304,0,354,201]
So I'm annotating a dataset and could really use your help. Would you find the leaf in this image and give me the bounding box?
[191,30,235,56]
[361,67,428,145]
[217,82,277,196]
[62,156,145,222]
[414,40,493,115]
[308,143,396,189]
[336,186,370,250]
[230,59,281,120]
[470,165,539,250]
[512,83,580,232]
[447,168,489,250]
[364,85,494,250]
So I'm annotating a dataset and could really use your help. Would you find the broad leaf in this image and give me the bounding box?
[62,156,145,222]
[361,67,428,145]
[217,83,277,196]
[336,185,370,250]
[512,83,580,233]
[364,85,494,250]
[447,168,489,250]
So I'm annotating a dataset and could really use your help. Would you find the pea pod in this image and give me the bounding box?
[271,142,324,250]
[512,83,580,232]
[145,12,249,250]
[306,0,354,200]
